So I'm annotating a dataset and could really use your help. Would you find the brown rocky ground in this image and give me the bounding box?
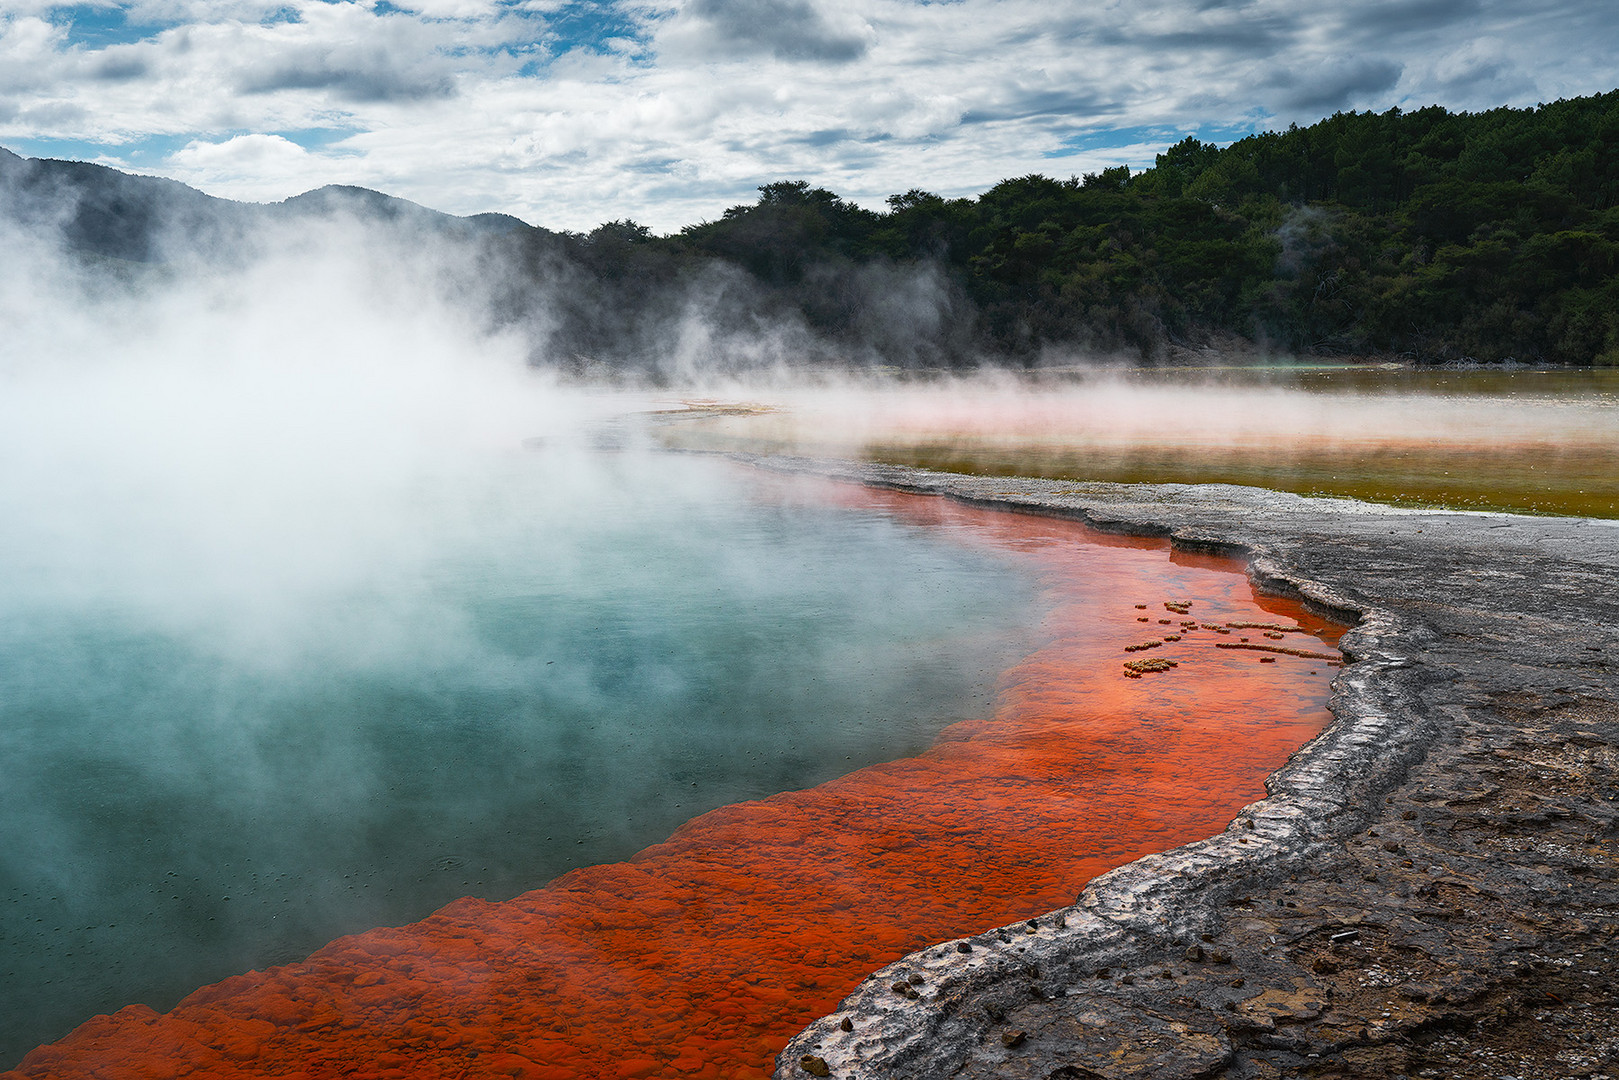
[763,461,1618,1080]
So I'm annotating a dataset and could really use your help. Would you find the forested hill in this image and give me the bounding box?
[6,89,1618,368]
[663,89,1619,366]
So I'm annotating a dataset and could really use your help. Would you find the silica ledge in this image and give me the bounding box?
[747,457,1619,1080]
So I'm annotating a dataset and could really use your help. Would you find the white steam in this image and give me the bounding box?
[0,216,648,671]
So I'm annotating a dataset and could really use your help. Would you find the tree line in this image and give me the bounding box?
[505,88,1619,367]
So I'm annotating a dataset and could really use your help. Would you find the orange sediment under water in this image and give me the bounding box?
[6,487,1343,1080]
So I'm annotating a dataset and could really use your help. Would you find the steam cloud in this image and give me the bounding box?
[0,204,1048,1069]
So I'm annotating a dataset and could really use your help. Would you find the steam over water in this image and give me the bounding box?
[0,444,1045,1067]
[0,230,1049,1066]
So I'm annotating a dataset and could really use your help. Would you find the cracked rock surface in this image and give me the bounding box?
[758,460,1619,1080]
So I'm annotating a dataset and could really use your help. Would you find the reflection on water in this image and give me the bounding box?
[9,488,1343,1080]
[665,368,1619,518]
[0,453,1043,1070]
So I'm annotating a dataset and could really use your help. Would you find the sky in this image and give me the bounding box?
[0,0,1615,232]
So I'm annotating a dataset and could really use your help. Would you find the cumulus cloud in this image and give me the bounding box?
[162,132,368,205]
[226,6,476,102]
[0,15,66,93]
[1265,57,1404,115]
[233,55,456,102]
[1416,35,1535,105]
[88,45,150,80]
[392,0,508,17]
[664,0,873,62]
[0,0,1615,230]
[1083,5,1301,57]
[171,131,309,170]
[1337,0,1484,38]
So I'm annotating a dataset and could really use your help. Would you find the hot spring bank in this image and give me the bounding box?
[771,461,1619,1080]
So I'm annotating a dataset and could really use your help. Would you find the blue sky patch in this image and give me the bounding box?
[1043,121,1269,163]
[271,127,363,153]
[2,129,362,169]
[536,1,650,62]
[47,4,170,49]
[46,2,306,50]
[3,134,182,164]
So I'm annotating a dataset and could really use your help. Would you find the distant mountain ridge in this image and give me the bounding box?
[1,145,240,263]
[0,147,530,264]
[276,183,531,235]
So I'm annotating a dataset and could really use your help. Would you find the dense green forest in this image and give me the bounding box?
[524,89,1619,366]
[6,90,1617,367]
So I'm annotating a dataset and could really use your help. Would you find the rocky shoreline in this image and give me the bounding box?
[758,460,1618,1080]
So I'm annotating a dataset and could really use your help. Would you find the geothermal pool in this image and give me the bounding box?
[0,241,1377,1075]
[0,450,1047,1068]
[3,449,1342,1080]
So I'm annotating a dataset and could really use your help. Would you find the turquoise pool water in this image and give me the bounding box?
[0,447,1042,1068]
